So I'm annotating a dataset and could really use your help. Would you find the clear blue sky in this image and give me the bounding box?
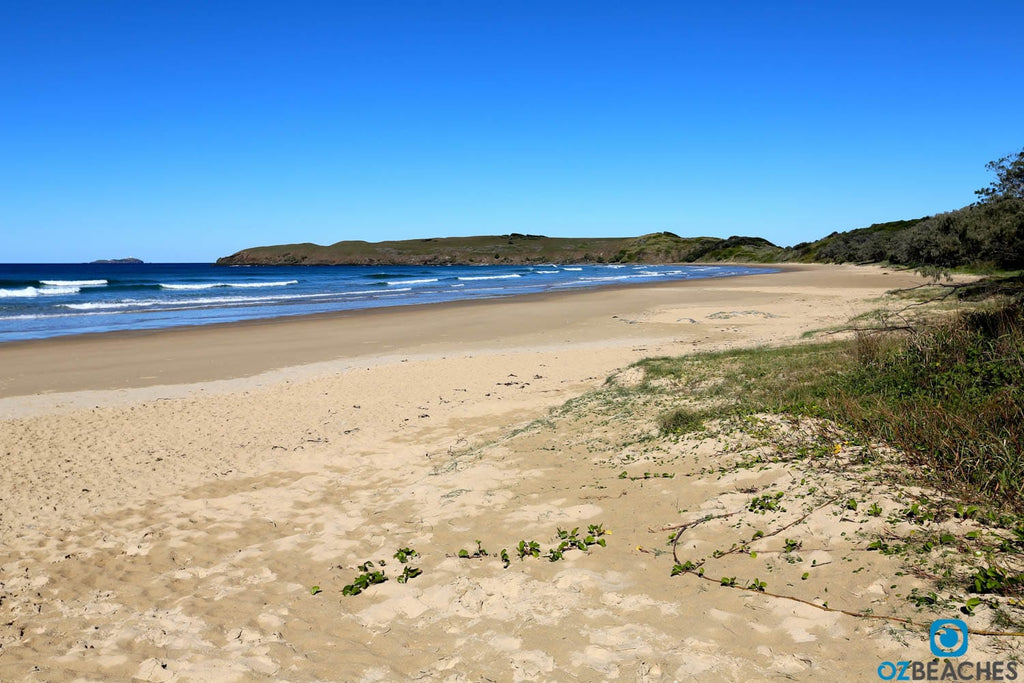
[2,1,1022,263]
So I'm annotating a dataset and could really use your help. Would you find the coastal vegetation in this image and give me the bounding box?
[537,286,1024,631]
[790,147,1024,269]
[804,199,1024,269]
[642,296,1024,511]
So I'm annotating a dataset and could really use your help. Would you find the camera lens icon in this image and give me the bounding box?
[930,619,969,657]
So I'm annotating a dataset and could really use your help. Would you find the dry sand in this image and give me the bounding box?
[0,264,1009,681]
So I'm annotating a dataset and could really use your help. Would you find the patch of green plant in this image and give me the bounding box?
[618,470,675,480]
[955,503,981,520]
[866,538,905,556]
[517,540,541,559]
[473,525,609,567]
[992,525,1024,552]
[969,566,1024,595]
[898,502,935,523]
[961,597,984,615]
[342,548,422,596]
[907,589,942,608]
[394,547,419,563]
[672,560,699,576]
[748,491,785,514]
[397,566,422,583]
[457,540,489,559]
[747,577,767,592]
[658,407,710,435]
[342,561,389,596]
[546,526,608,561]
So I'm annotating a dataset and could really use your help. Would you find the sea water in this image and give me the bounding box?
[0,262,775,343]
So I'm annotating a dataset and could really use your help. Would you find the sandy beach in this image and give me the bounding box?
[0,264,1010,681]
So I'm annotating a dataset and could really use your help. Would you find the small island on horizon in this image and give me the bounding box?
[90,258,144,264]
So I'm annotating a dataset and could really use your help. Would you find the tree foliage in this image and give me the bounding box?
[975,147,1024,203]
[807,148,1024,270]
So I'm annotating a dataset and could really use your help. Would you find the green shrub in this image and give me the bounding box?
[658,407,709,435]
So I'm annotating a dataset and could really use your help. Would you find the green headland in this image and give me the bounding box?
[218,149,1023,272]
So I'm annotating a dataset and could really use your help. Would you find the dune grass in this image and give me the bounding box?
[636,299,1024,511]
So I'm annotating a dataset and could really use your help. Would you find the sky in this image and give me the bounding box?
[2,1,1023,263]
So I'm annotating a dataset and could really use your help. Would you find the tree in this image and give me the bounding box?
[975,147,1024,203]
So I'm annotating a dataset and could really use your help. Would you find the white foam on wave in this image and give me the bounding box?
[578,273,665,283]
[160,280,298,290]
[342,287,412,296]
[563,267,583,271]
[0,313,55,320]
[62,301,157,310]
[534,270,559,274]
[457,274,521,281]
[60,287,413,312]
[40,279,108,287]
[1,286,80,298]
[386,278,438,286]
[0,287,41,298]
[160,283,219,290]
[223,280,298,288]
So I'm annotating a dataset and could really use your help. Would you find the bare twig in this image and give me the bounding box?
[667,496,838,568]
[657,510,741,534]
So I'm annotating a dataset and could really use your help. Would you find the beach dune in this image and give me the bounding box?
[0,265,986,680]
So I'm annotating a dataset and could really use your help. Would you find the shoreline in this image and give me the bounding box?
[0,261,775,348]
[0,263,798,399]
[4,262,977,680]
[2,262,784,346]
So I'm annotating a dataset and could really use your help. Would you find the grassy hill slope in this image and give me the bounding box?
[215,232,788,266]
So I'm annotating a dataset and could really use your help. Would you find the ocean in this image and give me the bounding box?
[0,262,775,343]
